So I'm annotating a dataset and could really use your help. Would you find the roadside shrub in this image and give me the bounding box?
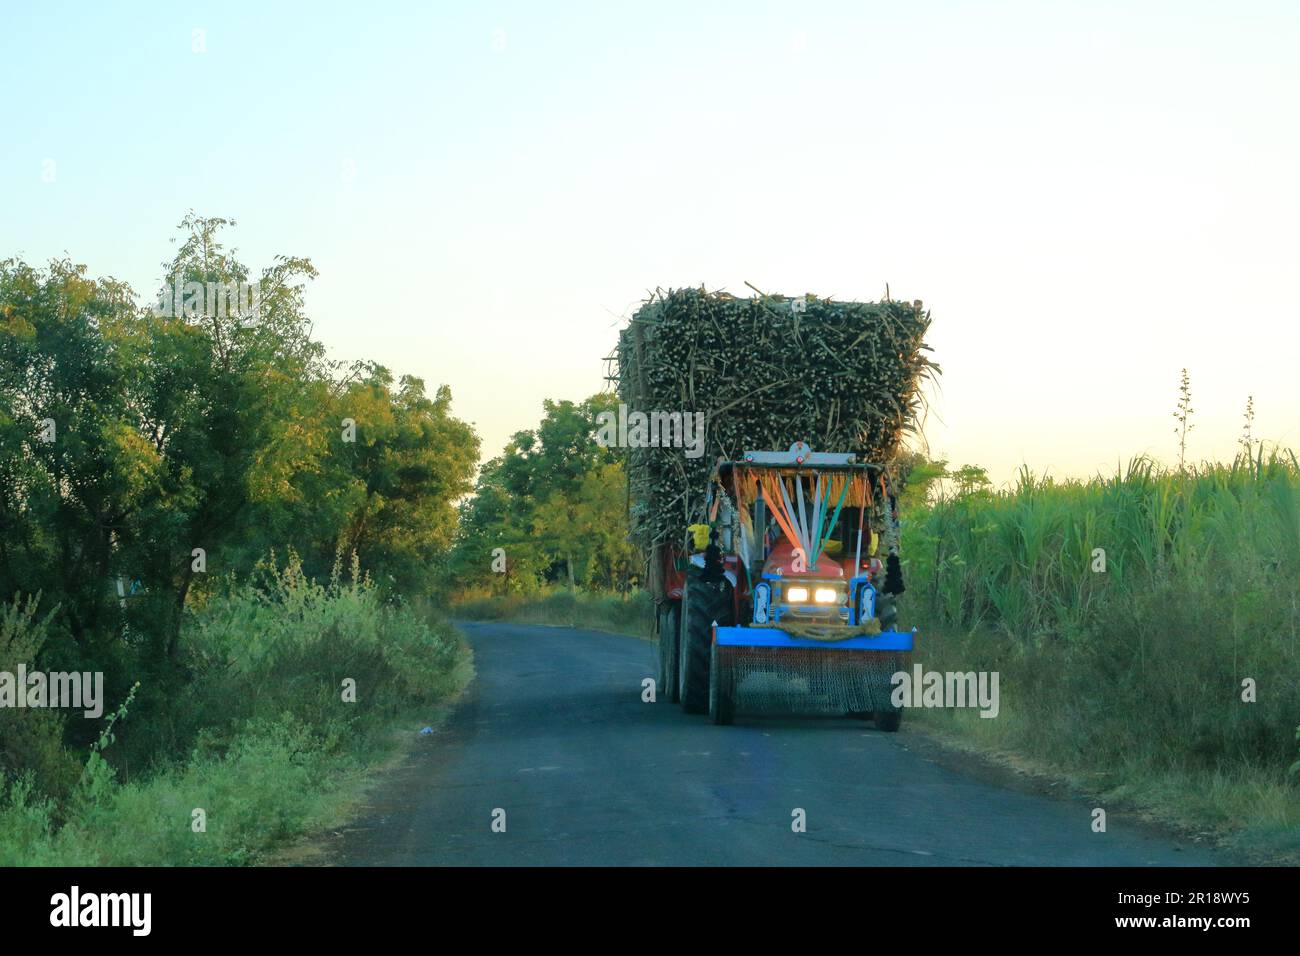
[0,550,469,865]
[0,595,79,802]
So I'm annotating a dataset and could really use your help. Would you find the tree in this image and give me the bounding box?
[949,464,993,499]
[329,369,478,595]
[0,214,482,725]
[0,257,142,660]
[116,214,324,661]
[448,394,631,594]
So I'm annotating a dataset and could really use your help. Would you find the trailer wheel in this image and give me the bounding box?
[657,601,681,704]
[709,643,734,725]
[875,709,902,732]
[680,577,729,714]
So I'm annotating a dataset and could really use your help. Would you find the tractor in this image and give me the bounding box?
[657,442,913,728]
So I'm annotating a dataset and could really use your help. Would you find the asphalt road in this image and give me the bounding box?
[333,621,1229,866]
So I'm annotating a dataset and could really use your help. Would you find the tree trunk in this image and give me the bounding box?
[167,568,195,663]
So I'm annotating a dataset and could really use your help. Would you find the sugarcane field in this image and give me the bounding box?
[1,0,1296,941]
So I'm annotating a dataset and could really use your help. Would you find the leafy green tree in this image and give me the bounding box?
[449,394,632,594]
[949,464,993,499]
[111,214,324,662]
[575,461,638,591]
[0,256,143,659]
[449,454,551,594]
[329,368,478,595]
[1,214,481,766]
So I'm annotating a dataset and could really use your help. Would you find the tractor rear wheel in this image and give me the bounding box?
[657,601,681,704]
[680,577,730,715]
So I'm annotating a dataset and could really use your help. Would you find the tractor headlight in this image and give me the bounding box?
[813,587,838,604]
[786,586,809,603]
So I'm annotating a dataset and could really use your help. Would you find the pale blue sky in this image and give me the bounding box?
[3,1,1297,485]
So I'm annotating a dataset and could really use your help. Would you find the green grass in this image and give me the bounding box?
[0,553,472,865]
[901,450,1300,861]
[455,587,656,638]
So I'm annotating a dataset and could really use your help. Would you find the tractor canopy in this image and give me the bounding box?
[715,443,886,585]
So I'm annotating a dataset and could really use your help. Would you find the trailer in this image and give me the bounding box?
[614,288,935,725]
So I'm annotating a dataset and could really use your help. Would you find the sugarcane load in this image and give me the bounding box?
[612,286,938,725]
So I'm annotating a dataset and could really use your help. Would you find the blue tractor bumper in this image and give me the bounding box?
[713,625,914,652]
[708,625,913,721]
